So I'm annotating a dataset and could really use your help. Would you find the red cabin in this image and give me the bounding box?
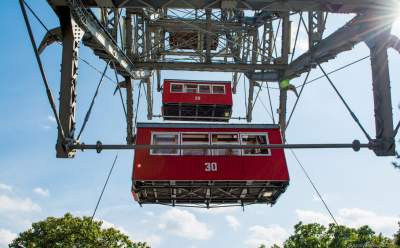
[162,79,233,122]
[132,123,289,206]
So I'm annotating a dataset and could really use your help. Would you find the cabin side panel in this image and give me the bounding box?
[133,127,289,181]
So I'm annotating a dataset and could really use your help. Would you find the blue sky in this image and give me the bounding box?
[1,1,400,247]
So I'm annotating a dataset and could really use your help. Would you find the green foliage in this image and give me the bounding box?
[395,222,400,246]
[283,222,396,248]
[284,222,328,248]
[9,213,150,248]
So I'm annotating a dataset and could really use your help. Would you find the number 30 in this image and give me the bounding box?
[205,162,217,172]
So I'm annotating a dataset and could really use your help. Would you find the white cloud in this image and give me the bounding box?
[145,211,154,217]
[245,225,289,248]
[296,208,399,235]
[97,218,161,247]
[0,183,12,192]
[194,206,237,215]
[141,234,161,247]
[290,25,309,54]
[33,187,50,197]
[295,38,309,53]
[226,215,240,231]
[296,209,333,226]
[0,229,17,246]
[158,208,213,240]
[0,194,41,213]
[98,219,129,236]
[47,115,56,123]
[338,208,398,232]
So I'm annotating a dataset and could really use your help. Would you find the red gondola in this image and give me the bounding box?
[162,79,233,122]
[132,122,289,206]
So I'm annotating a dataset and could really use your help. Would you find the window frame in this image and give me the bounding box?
[211,132,241,156]
[212,85,226,94]
[184,83,199,93]
[198,84,211,94]
[150,132,180,156]
[240,132,271,156]
[170,83,184,93]
[180,132,211,156]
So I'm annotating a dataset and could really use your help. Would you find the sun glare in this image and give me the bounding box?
[393,3,400,36]
[396,2,400,19]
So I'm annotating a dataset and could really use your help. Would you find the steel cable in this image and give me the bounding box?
[286,71,311,130]
[91,153,118,221]
[318,64,372,141]
[77,62,109,140]
[289,148,339,225]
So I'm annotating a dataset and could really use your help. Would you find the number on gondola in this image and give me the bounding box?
[205,162,217,172]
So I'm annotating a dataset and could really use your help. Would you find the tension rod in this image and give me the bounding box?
[70,140,371,153]
[394,120,400,138]
[318,64,372,141]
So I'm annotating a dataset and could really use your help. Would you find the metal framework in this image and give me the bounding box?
[24,0,400,157]
[133,180,288,206]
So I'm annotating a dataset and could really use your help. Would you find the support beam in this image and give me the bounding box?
[145,77,153,120]
[205,9,212,63]
[130,61,285,72]
[284,12,396,79]
[71,0,399,14]
[232,72,238,94]
[247,80,255,122]
[148,19,250,32]
[56,7,84,158]
[125,77,134,144]
[248,71,279,81]
[124,12,134,144]
[308,11,325,48]
[365,32,395,156]
[250,18,277,82]
[62,0,147,79]
[279,12,291,139]
[156,70,162,92]
[246,28,258,122]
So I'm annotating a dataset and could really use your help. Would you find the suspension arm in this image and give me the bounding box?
[70,140,370,153]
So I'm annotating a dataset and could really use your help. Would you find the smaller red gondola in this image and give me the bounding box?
[162,79,233,122]
[132,123,289,206]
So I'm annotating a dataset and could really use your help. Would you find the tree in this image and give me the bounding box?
[9,213,150,248]
[282,222,396,248]
[284,222,329,248]
[394,222,400,246]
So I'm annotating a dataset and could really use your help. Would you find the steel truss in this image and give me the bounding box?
[133,180,289,206]
[33,0,400,157]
